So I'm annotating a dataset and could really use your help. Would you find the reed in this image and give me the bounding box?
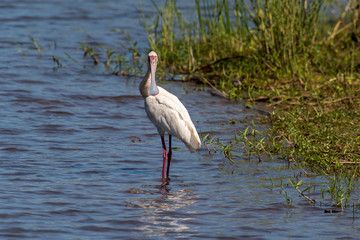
[144,0,333,79]
[248,0,323,78]
[144,0,251,74]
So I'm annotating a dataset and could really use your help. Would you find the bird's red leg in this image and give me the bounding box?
[166,135,172,178]
[161,136,167,179]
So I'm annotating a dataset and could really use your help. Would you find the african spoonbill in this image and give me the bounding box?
[139,51,201,180]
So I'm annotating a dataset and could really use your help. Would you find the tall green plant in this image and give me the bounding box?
[143,0,251,74]
[143,0,190,72]
[143,0,325,81]
[248,0,324,78]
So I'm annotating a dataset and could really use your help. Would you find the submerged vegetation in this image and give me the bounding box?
[140,0,360,208]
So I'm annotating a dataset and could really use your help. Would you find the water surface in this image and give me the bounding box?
[1,1,360,239]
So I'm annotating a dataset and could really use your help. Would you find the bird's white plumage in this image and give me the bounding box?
[139,50,201,157]
[145,87,201,153]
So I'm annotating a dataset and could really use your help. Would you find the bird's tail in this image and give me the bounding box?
[185,128,201,153]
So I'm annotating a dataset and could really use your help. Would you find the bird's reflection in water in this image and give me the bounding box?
[126,179,199,238]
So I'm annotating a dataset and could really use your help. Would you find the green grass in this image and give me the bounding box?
[140,0,360,208]
[271,106,360,166]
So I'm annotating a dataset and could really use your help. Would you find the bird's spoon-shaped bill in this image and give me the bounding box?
[149,55,159,95]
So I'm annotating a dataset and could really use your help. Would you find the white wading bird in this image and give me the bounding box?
[139,51,201,179]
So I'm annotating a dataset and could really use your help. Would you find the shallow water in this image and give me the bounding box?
[1,1,360,239]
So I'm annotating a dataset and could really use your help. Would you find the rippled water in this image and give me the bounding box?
[1,1,360,239]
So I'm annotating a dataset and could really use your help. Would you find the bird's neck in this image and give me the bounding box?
[140,67,160,98]
[139,69,151,98]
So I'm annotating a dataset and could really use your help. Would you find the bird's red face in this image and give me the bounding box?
[148,52,159,95]
[149,55,157,64]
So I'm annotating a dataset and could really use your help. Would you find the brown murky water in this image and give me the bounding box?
[1,1,360,239]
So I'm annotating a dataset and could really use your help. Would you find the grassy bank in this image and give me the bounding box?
[140,0,360,207]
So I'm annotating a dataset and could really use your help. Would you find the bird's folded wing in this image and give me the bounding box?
[145,88,201,152]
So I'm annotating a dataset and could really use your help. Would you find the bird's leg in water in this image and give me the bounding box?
[166,135,172,178]
[161,136,167,179]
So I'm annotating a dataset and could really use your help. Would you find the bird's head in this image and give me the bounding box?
[148,51,158,65]
[148,51,159,95]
